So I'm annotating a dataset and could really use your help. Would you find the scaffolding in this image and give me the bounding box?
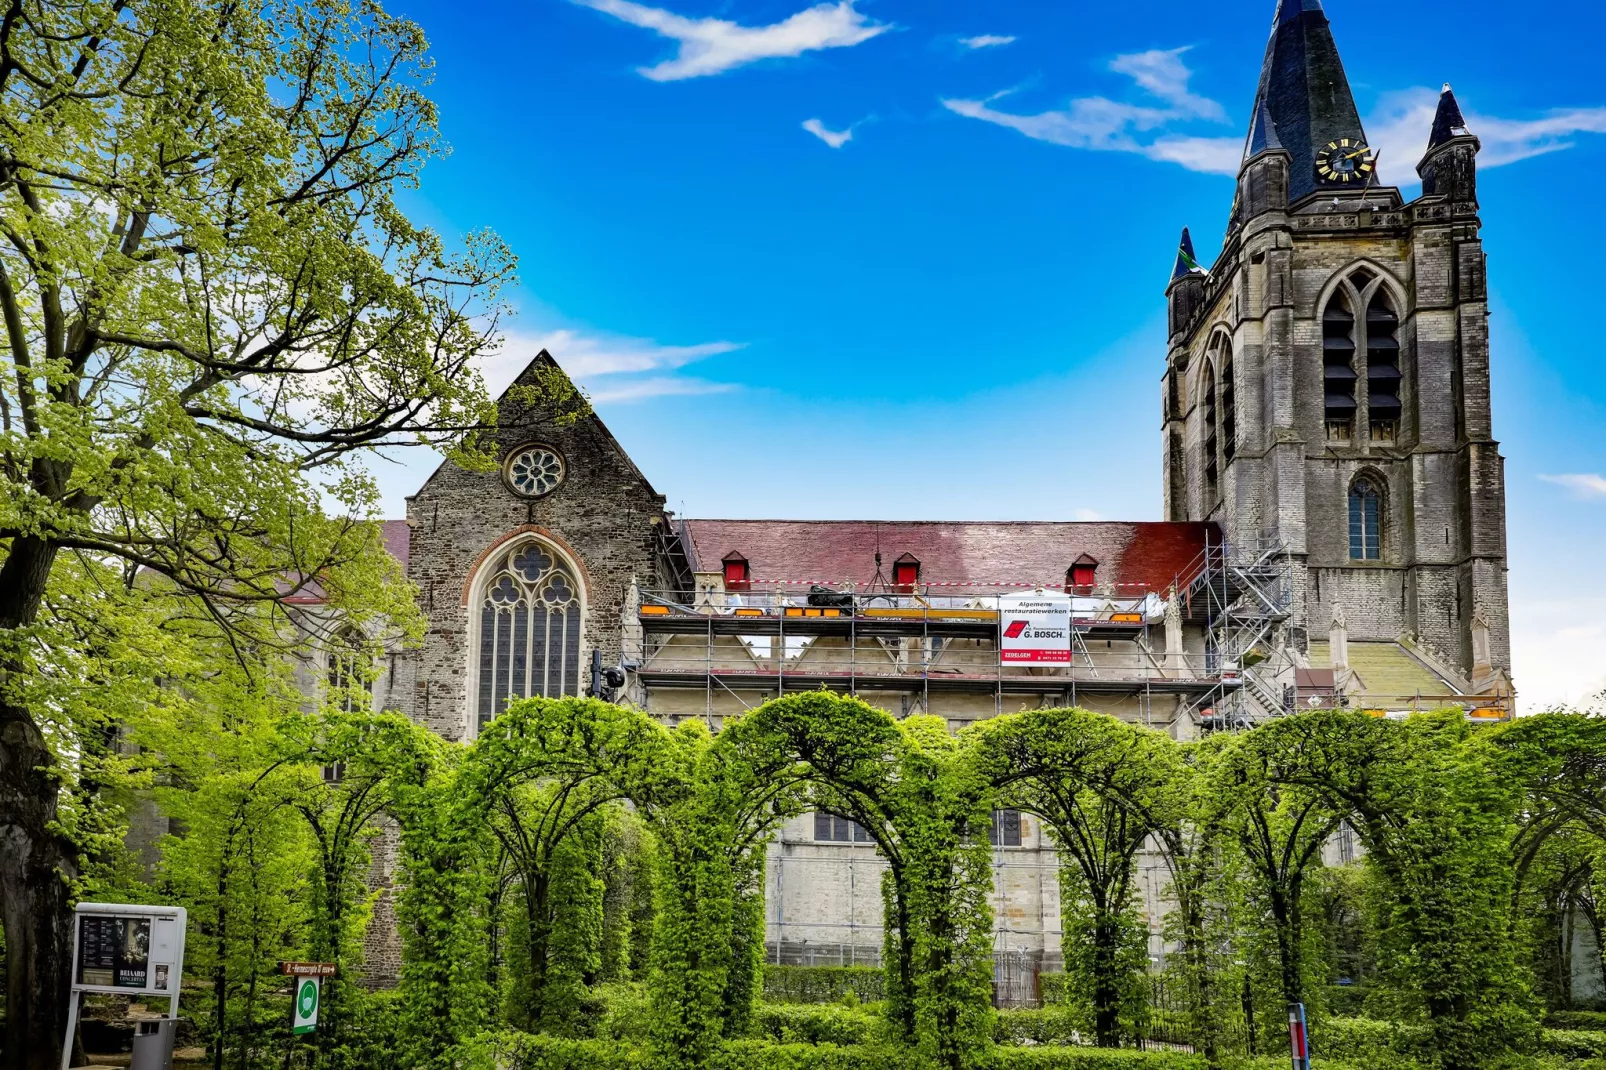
[623,533,1286,727]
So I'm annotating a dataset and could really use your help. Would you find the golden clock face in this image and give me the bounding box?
[1316,138,1375,184]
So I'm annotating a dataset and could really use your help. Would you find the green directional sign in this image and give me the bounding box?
[292,976,320,1035]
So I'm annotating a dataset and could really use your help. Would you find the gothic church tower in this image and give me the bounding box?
[1161,0,1512,692]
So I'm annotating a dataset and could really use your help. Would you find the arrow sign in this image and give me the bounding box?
[292,976,321,1035]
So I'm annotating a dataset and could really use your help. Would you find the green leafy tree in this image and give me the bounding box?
[0,0,553,1058]
[1208,726,1341,1019]
[969,707,1177,1048]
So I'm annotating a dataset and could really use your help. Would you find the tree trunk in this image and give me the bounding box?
[1091,910,1121,1047]
[0,535,75,1070]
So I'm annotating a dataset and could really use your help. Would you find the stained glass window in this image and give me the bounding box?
[324,628,370,781]
[1349,478,1381,560]
[476,542,583,731]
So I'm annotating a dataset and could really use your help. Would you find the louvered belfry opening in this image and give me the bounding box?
[1366,292,1402,441]
[1202,361,1219,497]
[1323,292,1358,440]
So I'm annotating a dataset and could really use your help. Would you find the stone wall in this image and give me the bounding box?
[400,354,671,740]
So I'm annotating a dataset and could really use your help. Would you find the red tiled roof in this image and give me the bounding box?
[680,520,1218,593]
[383,519,411,572]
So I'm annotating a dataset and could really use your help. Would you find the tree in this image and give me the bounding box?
[971,707,1178,1047]
[0,0,563,1058]
[0,0,553,1060]
[1208,727,1341,1019]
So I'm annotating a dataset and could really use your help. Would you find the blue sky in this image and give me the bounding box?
[370,0,1606,711]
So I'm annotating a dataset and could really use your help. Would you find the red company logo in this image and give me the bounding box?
[1003,620,1028,639]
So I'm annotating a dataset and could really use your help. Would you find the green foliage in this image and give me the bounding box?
[1543,1032,1606,1060]
[764,967,888,1005]
[966,708,1179,1048]
[751,1003,882,1045]
[1550,1014,1606,1032]
[56,677,1606,1070]
[992,1007,1085,1047]
[597,982,657,1043]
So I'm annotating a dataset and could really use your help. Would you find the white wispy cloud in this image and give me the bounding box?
[1108,47,1225,121]
[589,377,738,403]
[802,117,855,148]
[942,47,1239,174]
[959,34,1015,50]
[478,327,744,402]
[944,44,1606,181]
[576,0,888,81]
[1538,473,1606,500]
[1366,88,1606,185]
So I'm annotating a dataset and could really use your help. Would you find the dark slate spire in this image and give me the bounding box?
[1171,227,1204,282]
[1242,0,1367,203]
[1427,83,1473,150]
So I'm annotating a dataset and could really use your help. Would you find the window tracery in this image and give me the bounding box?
[474,540,584,732]
[1321,265,1406,444]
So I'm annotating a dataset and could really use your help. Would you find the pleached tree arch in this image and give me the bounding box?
[965,707,1183,1047]
[393,697,676,1064]
[716,692,999,1070]
[1228,709,1537,1070]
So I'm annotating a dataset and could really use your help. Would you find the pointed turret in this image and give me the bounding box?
[1418,83,1480,203]
[1427,83,1474,151]
[1242,0,1367,203]
[1170,227,1204,283]
[1166,228,1207,338]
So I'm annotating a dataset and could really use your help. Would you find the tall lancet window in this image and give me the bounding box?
[476,541,584,731]
[1202,360,1219,499]
[1348,477,1382,561]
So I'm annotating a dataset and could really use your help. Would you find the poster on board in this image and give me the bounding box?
[998,591,1073,664]
[76,916,150,989]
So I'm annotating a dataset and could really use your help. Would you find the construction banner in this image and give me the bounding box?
[998,591,1073,664]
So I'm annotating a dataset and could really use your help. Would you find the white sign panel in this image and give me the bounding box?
[292,976,321,1035]
[999,591,1073,664]
[71,903,186,998]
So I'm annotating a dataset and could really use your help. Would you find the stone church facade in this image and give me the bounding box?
[346,0,1513,988]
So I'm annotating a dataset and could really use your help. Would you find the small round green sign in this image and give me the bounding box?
[297,979,318,1017]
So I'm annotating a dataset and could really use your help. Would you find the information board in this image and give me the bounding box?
[70,903,185,998]
[64,904,187,1070]
[999,591,1073,664]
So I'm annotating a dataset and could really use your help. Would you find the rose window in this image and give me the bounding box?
[506,446,565,498]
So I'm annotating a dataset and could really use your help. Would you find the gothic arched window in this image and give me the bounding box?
[324,628,370,781]
[326,628,371,713]
[1323,266,1406,445]
[1201,359,1219,499]
[1220,349,1236,462]
[1348,477,1382,561]
[475,541,584,732]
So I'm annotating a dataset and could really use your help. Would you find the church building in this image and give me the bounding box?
[353,0,1514,988]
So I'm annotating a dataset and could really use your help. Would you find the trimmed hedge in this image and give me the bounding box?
[763,966,887,1005]
[751,1004,882,1046]
[461,1026,1606,1070]
[1037,973,1070,1006]
[459,1038,1367,1070]
[994,1008,1085,1047]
